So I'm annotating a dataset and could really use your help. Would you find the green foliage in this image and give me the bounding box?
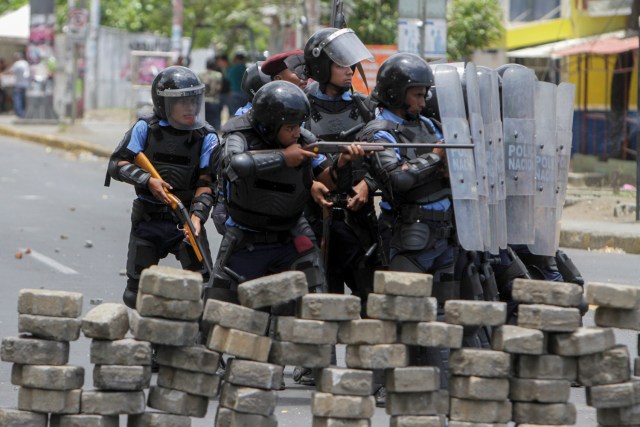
[342,0,398,45]
[447,0,505,61]
[0,0,28,17]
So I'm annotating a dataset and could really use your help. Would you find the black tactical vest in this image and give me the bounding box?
[304,93,372,142]
[223,117,315,232]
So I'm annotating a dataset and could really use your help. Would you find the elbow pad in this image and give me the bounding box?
[390,153,441,192]
[117,163,151,187]
[228,151,285,179]
[190,193,215,222]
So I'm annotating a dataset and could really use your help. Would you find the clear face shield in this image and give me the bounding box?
[159,85,206,130]
[314,28,374,67]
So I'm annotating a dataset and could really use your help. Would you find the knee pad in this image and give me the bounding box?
[290,248,325,292]
[126,235,159,280]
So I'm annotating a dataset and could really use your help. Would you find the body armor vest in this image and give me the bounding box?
[223,118,314,232]
[304,94,370,142]
[135,120,207,204]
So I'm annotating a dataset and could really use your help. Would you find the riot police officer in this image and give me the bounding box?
[208,80,363,301]
[234,61,270,116]
[302,27,380,321]
[357,53,457,395]
[105,65,217,310]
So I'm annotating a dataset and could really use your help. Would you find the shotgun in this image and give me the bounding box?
[304,141,475,154]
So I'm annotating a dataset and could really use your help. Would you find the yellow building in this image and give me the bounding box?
[501,0,637,159]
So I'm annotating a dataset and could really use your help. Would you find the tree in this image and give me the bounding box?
[446,0,505,61]
[340,0,398,45]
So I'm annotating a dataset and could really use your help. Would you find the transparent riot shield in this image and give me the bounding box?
[528,81,558,256]
[501,65,536,245]
[464,62,491,252]
[477,66,507,254]
[555,83,576,243]
[434,64,483,251]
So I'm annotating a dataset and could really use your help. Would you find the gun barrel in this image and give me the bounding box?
[305,141,474,154]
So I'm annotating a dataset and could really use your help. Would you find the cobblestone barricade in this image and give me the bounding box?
[3,269,640,426]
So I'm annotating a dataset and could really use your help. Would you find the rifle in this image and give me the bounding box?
[304,141,475,154]
[134,152,214,283]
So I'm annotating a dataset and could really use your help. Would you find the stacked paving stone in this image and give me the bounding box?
[586,282,640,427]
[0,289,84,425]
[445,299,511,426]
[365,271,452,427]
[500,278,589,426]
[67,302,147,425]
[206,270,309,426]
[132,265,212,421]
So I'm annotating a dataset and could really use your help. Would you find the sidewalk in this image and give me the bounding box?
[1,110,639,254]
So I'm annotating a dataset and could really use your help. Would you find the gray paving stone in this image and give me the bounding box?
[449,375,509,401]
[595,307,640,330]
[400,322,463,348]
[18,289,83,318]
[80,390,146,415]
[512,402,576,425]
[385,367,440,393]
[219,383,277,416]
[587,379,640,408]
[444,300,507,326]
[491,324,546,354]
[136,292,203,321]
[366,294,437,322]
[2,336,69,365]
[157,365,220,397]
[312,417,371,427]
[269,340,332,368]
[316,368,374,396]
[512,278,583,307]
[147,385,209,418]
[81,303,129,340]
[299,294,361,321]
[517,354,577,380]
[93,365,151,390]
[509,378,571,403]
[208,325,271,362]
[386,390,449,416]
[0,408,48,427]
[549,327,616,356]
[225,359,284,390]
[311,392,375,419]
[215,407,277,427]
[18,387,81,414]
[390,415,447,427]
[90,339,152,366]
[448,423,507,427]
[238,271,308,309]
[202,298,270,335]
[129,310,199,346]
[449,398,512,423]
[155,344,220,374]
[338,319,397,345]
[517,304,581,332]
[373,271,432,297]
[11,364,84,390]
[579,345,631,386]
[449,349,511,378]
[597,405,640,426]
[345,344,408,369]
[586,281,640,309]
[139,265,202,301]
[274,316,338,345]
[18,314,82,341]
[50,414,119,427]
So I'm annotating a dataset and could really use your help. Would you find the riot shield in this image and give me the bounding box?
[555,83,576,241]
[477,66,507,254]
[528,81,558,256]
[434,64,483,251]
[501,65,536,245]
[464,62,491,252]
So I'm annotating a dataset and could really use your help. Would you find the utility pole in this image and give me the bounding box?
[172,0,183,63]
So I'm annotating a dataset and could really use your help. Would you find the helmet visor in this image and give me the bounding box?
[318,29,374,67]
[284,53,308,80]
[160,85,206,130]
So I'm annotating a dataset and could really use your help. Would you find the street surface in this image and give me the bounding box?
[0,135,637,426]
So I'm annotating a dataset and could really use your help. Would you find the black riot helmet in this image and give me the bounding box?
[151,66,205,130]
[303,27,373,84]
[241,61,270,101]
[373,53,434,110]
[249,81,310,143]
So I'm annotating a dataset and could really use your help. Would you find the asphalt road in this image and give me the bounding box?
[0,135,637,426]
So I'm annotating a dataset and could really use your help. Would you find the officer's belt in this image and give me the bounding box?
[398,204,452,223]
[140,202,178,222]
[244,230,291,244]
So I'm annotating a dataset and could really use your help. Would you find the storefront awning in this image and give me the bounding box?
[507,30,627,59]
[552,35,638,57]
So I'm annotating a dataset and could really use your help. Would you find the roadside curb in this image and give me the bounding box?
[0,125,112,158]
[560,229,640,254]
